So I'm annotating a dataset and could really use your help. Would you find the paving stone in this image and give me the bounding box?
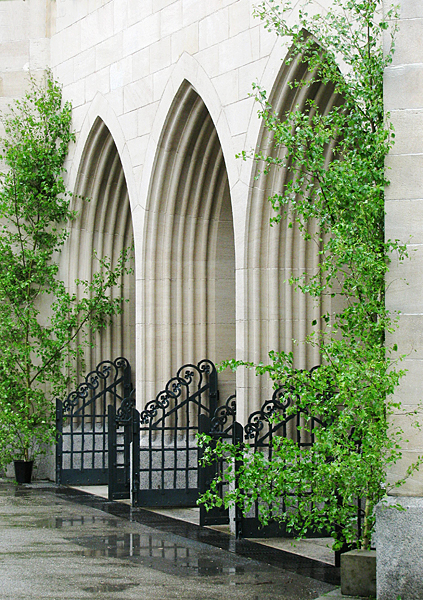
[0,480,337,600]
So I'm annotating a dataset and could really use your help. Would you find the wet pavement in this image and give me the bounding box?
[0,481,338,599]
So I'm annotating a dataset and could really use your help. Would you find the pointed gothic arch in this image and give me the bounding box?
[243,47,341,413]
[68,117,135,375]
[142,81,236,401]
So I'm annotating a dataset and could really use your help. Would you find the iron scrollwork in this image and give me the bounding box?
[139,390,171,424]
[210,394,236,433]
[244,365,327,440]
[62,357,130,414]
[244,385,297,440]
[139,374,186,424]
[116,388,136,424]
[139,360,217,425]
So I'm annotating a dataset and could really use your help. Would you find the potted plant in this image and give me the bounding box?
[0,386,56,483]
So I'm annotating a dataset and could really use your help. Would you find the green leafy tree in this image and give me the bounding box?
[199,0,421,550]
[0,71,132,469]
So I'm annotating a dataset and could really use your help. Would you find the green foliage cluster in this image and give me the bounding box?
[199,0,421,550]
[0,72,132,467]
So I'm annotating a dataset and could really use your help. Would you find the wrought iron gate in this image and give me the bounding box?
[108,390,135,500]
[198,371,329,539]
[238,383,325,538]
[56,357,133,485]
[131,360,218,507]
[198,394,239,528]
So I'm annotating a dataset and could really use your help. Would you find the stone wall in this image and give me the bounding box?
[44,0,337,420]
[0,0,52,108]
[384,0,423,497]
[376,2,423,597]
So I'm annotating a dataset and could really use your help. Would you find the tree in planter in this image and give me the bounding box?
[0,71,132,473]
[199,0,421,550]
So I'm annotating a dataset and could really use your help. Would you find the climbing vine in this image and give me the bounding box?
[199,0,421,550]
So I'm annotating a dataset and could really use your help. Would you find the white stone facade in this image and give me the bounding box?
[384,0,423,498]
[13,0,335,421]
[1,0,423,592]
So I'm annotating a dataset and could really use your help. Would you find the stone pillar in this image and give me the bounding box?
[376,497,423,599]
[380,1,423,598]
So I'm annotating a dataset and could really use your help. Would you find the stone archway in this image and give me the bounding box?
[68,117,135,376]
[142,81,236,402]
[243,50,341,414]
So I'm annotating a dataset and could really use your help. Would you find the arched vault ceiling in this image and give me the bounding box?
[68,118,135,380]
[142,82,236,402]
[243,47,341,411]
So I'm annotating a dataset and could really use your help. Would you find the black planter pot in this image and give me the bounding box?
[13,460,34,484]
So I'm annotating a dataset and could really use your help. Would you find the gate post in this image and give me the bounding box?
[56,398,63,485]
[233,421,244,539]
[131,408,140,506]
[208,364,219,416]
[108,404,117,501]
[122,361,133,405]
[198,414,212,527]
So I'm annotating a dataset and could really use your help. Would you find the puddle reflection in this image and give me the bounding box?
[82,582,138,593]
[53,516,248,577]
[72,531,246,576]
[32,515,120,529]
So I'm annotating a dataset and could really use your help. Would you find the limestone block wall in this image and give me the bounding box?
[47,0,340,421]
[384,0,423,496]
[0,0,53,110]
[379,0,423,583]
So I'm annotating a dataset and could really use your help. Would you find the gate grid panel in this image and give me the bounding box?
[238,380,325,538]
[132,360,218,507]
[56,357,133,485]
[199,394,239,527]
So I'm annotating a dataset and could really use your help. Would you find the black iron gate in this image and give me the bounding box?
[198,394,239,528]
[56,357,133,485]
[108,390,135,500]
[198,373,328,539]
[238,384,325,538]
[131,360,218,507]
